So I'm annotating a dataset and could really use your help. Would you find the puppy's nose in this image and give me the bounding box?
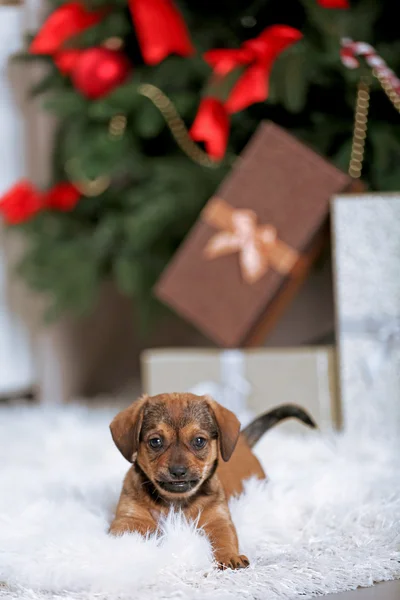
[169,465,187,479]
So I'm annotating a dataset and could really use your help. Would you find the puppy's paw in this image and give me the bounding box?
[216,554,250,570]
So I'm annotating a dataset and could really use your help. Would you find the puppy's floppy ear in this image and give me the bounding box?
[109,395,148,462]
[206,396,241,462]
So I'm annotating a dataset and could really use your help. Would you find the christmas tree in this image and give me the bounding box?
[1,0,399,323]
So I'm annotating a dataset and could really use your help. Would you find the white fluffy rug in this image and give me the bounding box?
[1,404,399,600]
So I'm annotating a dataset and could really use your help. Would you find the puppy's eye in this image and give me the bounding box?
[148,437,163,449]
[192,437,207,449]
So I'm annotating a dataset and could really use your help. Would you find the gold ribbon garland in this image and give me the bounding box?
[64,30,223,195]
[65,159,111,197]
[65,85,222,196]
[137,83,221,169]
[349,79,370,179]
[373,67,400,111]
[65,113,127,197]
[350,70,400,178]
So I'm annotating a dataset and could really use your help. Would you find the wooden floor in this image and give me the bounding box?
[328,581,400,600]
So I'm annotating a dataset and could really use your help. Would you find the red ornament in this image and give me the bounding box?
[44,182,81,211]
[128,0,194,65]
[205,25,302,113]
[54,49,83,75]
[190,98,230,160]
[317,0,349,7]
[30,2,105,72]
[71,47,131,99]
[0,181,42,225]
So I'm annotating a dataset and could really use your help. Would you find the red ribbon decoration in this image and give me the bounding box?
[190,98,230,160]
[128,0,194,65]
[190,25,302,159]
[0,181,81,225]
[0,181,43,225]
[29,2,105,74]
[44,183,81,211]
[31,0,193,73]
[317,0,349,7]
[54,49,83,74]
[205,25,303,113]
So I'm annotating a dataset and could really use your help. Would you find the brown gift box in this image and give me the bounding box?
[155,122,358,348]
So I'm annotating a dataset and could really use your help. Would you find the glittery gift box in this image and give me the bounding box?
[141,346,339,431]
[332,194,400,436]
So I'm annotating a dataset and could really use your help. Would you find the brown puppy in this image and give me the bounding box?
[109,393,315,570]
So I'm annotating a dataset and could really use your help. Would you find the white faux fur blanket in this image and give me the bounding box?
[0,404,399,600]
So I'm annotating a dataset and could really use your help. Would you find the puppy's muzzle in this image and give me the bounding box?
[158,480,198,493]
[157,466,199,494]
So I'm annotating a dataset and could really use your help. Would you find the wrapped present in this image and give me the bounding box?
[141,346,339,431]
[155,121,359,348]
[332,194,400,438]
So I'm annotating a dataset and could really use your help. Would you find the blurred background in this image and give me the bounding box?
[0,0,398,413]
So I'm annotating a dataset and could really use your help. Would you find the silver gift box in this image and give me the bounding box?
[141,347,339,432]
[332,194,400,437]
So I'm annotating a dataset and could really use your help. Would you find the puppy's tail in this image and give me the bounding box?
[242,404,317,448]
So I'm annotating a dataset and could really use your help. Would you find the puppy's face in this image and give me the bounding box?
[110,393,241,501]
[138,396,219,497]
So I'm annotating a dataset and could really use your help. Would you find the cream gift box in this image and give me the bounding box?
[141,347,339,431]
[332,194,400,439]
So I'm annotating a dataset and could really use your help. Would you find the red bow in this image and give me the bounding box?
[317,0,349,7]
[190,25,302,159]
[190,98,229,160]
[0,181,80,225]
[128,0,194,65]
[204,25,302,113]
[29,2,105,74]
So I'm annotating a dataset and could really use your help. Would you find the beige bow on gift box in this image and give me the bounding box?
[202,197,299,284]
